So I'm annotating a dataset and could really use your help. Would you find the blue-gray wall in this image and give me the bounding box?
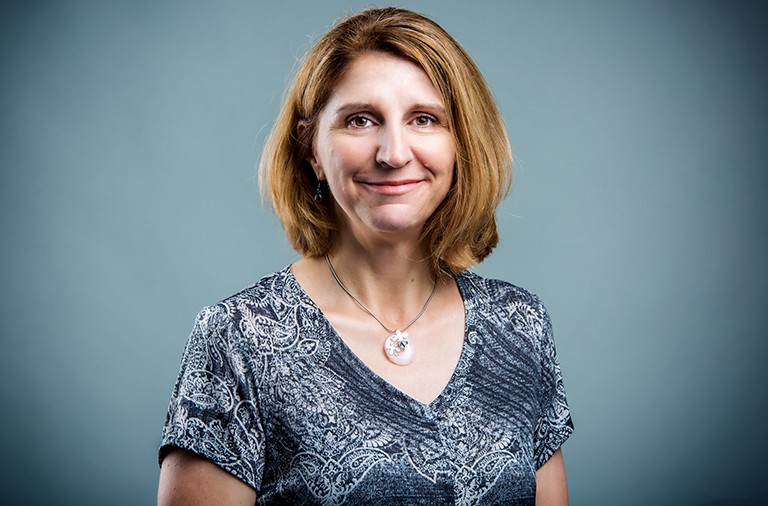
[1,1,766,504]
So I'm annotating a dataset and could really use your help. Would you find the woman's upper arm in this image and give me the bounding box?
[535,448,569,506]
[158,448,257,506]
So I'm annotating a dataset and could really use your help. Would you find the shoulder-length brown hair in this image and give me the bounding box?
[260,7,512,274]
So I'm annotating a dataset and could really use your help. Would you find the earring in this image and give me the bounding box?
[314,180,323,203]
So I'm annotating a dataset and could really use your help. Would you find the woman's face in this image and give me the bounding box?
[309,52,456,244]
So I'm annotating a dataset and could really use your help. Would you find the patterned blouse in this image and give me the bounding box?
[159,267,573,505]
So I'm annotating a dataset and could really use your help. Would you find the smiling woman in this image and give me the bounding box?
[308,53,456,240]
[158,7,573,505]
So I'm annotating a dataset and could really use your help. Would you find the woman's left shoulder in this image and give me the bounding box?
[456,270,547,312]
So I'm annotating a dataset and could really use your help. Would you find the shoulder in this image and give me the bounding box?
[190,267,307,340]
[200,267,299,318]
[456,270,552,349]
[456,270,547,314]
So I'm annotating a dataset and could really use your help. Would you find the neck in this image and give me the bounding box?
[326,253,437,332]
[334,220,434,275]
[326,237,438,329]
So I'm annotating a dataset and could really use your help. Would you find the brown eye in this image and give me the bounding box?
[414,115,435,127]
[348,116,371,128]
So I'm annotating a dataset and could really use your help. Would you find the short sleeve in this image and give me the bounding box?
[158,304,265,490]
[533,303,574,469]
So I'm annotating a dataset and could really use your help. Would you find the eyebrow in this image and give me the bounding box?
[333,102,447,117]
[334,103,375,116]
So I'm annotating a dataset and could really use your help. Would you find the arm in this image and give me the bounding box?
[158,448,257,506]
[535,448,569,506]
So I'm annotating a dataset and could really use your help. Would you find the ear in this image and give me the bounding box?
[297,120,324,180]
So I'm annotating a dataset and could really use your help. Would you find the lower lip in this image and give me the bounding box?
[363,181,422,195]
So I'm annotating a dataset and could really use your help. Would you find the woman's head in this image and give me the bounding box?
[261,7,512,273]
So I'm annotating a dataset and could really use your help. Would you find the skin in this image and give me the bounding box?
[158,449,256,505]
[308,52,456,243]
[158,51,569,505]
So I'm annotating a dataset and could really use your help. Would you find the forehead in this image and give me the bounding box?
[324,52,443,108]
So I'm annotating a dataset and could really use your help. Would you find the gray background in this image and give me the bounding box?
[1,1,766,504]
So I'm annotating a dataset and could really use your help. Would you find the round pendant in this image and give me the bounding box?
[384,330,414,366]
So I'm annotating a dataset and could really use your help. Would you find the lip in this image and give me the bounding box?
[361,179,423,195]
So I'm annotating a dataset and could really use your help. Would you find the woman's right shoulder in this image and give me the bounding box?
[184,266,318,361]
[191,266,304,333]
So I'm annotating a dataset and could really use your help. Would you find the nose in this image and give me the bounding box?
[375,125,413,169]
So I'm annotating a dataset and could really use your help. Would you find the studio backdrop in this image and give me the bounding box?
[1,1,766,505]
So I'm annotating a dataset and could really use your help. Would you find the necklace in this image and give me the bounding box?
[325,254,438,366]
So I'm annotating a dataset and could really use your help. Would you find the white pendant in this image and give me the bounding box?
[384,330,414,366]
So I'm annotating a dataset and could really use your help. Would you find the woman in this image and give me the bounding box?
[158,7,573,505]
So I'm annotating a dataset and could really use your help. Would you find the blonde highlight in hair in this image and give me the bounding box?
[260,7,512,274]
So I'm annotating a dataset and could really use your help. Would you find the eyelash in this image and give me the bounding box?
[413,114,437,127]
[346,114,439,128]
[347,115,373,128]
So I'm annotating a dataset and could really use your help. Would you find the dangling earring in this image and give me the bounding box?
[314,180,323,203]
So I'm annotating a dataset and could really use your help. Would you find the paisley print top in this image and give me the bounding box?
[159,267,573,505]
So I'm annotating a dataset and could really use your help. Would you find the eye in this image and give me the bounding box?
[347,115,373,128]
[413,114,437,127]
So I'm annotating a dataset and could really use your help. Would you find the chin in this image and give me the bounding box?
[367,217,425,235]
[349,204,435,237]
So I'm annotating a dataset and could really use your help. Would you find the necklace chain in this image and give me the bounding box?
[325,254,438,334]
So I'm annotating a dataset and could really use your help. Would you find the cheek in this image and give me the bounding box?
[419,137,456,176]
[440,146,457,174]
[326,139,376,175]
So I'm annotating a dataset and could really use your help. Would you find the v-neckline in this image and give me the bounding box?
[285,266,473,410]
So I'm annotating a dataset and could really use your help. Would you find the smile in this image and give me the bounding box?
[361,179,423,195]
